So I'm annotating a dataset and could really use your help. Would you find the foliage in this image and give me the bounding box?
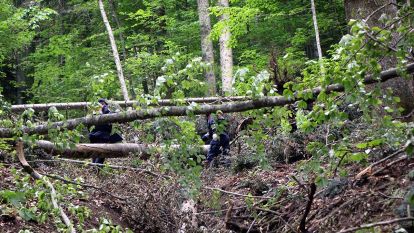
[159,118,204,197]
[1,0,414,231]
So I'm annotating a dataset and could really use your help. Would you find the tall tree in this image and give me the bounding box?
[197,0,217,96]
[98,0,130,101]
[218,0,233,95]
[311,0,323,60]
[344,0,414,114]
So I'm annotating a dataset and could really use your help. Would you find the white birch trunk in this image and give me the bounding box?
[218,0,233,95]
[197,0,217,96]
[311,0,323,60]
[98,0,130,101]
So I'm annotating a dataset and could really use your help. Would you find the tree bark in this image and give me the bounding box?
[344,0,414,114]
[197,0,217,96]
[218,0,234,95]
[11,96,251,112]
[35,140,209,159]
[311,0,323,60]
[1,63,413,138]
[98,0,130,101]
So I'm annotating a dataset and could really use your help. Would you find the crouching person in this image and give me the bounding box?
[89,98,123,164]
[205,110,231,167]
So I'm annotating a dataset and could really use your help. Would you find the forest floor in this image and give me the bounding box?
[1,117,413,232]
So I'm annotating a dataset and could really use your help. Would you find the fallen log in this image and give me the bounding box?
[35,140,209,159]
[1,63,413,138]
[11,96,250,112]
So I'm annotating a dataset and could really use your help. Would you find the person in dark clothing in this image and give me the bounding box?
[201,113,215,143]
[205,110,230,166]
[89,98,123,164]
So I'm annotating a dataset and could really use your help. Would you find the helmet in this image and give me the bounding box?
[98,98,108,105]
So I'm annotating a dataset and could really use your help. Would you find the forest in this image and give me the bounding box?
[1,0,414,232]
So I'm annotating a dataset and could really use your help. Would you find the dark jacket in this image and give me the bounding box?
[89,105,122,143]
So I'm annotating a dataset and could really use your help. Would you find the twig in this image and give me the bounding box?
[339,217,414,233]
[41,173,127,201]
[372,155,408,176]
[291,175,307,190]
[255,207,299,233]
[229,134,243,146]
[355,148,405,179]
[195,205,248,215]
[364,2,396,23]
[16,141,76,233]
[376,191,403,200]
[204,186,273,199]
[30,157,170,179]
[345,12,413,66]
[313,198,354,225]
[332,152,348,178]
[394,108,414,120]
[299,183,316,233]
[246,213,260,233]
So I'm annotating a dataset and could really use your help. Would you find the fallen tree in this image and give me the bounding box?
[1,63,413,138]
[10,96,250,112]
[35,140,209,159]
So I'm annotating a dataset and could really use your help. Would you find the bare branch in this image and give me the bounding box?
[339,217,414,233]
[16,141,76,233]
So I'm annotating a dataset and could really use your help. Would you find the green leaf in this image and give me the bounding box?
[356,143,368,149]
[1,190,26,207]
[18,208,36,221]
[350,153,367,162]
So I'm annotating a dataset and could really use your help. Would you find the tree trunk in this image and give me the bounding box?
[98,0,130,101]
[35,140,209,159]
[218,0,234,95]
[108,0,136,99]
[11,96,252,112]
[311,0,323,60]
[344,0,414,114]
[2,62,413,138]
[15,51,25,104]
[197,0,217,96]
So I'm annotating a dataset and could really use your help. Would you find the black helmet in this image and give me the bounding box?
[98,98,108,105]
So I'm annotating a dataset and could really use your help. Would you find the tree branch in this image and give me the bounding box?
[16,141,76,233]
[339,217,414,233]
[299,183,316,233]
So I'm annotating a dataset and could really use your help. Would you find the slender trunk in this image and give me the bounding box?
[311,0,323,60]
[98,0,130,101]
[15,51,24,104]
[108,0,136,99]
[218,0,233,95]
[197,0,217,96]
